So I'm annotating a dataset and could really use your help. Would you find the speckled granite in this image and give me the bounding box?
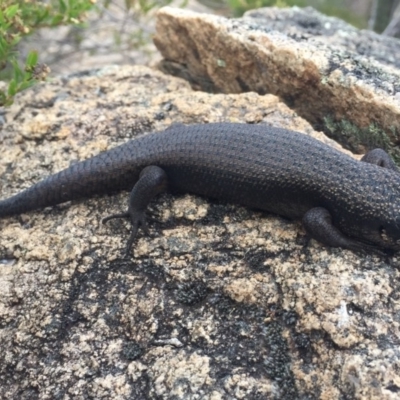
[0,65,399,399]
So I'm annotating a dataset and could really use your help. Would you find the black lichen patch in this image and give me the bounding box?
[197,202,232,226]
[174,281,209,306]
[131,258,166,282]
[244,249,271,271]
[326,51,400,96]
[194,293,299,399]
[386,384,400,393]
[244,248,289,271]
[263,323,291,381]
[376,332,400,350]
[293,332,313,363]
[122,341,143,361]
[282,310,298,326]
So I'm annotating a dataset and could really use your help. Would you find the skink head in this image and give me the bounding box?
[337,166,400,252]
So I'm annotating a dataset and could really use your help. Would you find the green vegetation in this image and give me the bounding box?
[226,0,305,17]
[324,116,400,165]
[0,0,96,106]
[122,0,177,14]
[0,0,379,106]
[0,0,180,106]
[225,0,367,28]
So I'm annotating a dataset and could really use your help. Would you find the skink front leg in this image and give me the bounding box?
[361,149,398,172]
[103,165,168,256]
[302,207,383,254]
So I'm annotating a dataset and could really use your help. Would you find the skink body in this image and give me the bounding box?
[1,123,400,253]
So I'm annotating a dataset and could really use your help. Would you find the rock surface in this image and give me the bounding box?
[154,6,400,162]
[1,64,400,399]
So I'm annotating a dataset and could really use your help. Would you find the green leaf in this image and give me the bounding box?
[138,0,152,14]
[59,0,67,14]
[26,50,38,67]
[51,14,64,25]
[0,0,98,106]
[23,69,33,81]
[5,4,19,19]
[0,37,7,59]
[11,60,24,83]
[34,7,50,24]
[11,34,22,47]
[19,80,36,91]
[0,91,6,103]
[8,79,17,96]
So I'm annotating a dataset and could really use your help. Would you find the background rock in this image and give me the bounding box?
[154,7,400,162]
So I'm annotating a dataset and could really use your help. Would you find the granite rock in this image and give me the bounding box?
[154,6,400,161]
[0,65,400,399]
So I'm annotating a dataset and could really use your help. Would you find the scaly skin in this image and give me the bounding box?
[1,123,400,253]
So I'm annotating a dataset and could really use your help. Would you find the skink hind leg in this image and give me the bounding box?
[102,165,168,257]
[302,207,384,254]
[361,149,398,172]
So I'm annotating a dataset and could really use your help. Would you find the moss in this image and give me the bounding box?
[323,116,400,165]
